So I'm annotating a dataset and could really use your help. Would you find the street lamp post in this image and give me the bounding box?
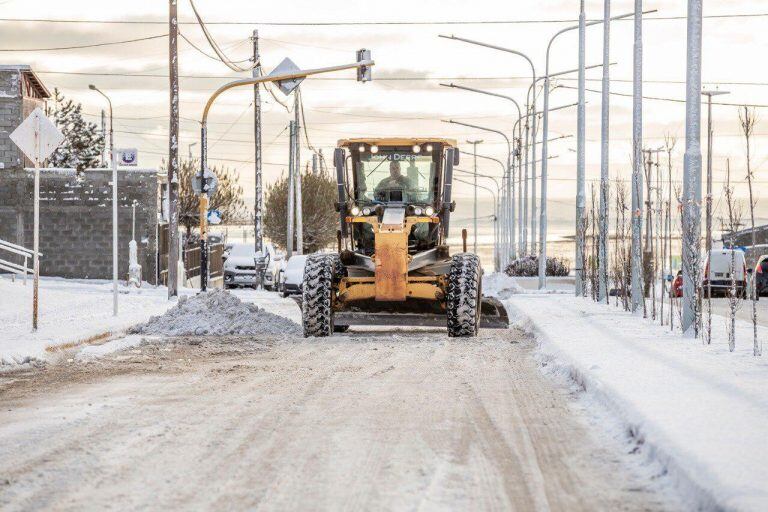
[701,90,729,268]
[598,0,612,302]
[89,84,118,316]
[540,8,650,291]
[459,151,506,270]
[439,35,535,260]
[682,0,703,334]
[441,83,522,261]
[443,119,514,264]
[466,140,483,253]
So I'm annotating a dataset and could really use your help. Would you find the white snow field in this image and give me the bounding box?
[0,277,298,368]
[0,276,180,367]
[492,274,768,511]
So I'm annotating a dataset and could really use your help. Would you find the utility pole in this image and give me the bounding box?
[598,0,611,302]
[167,0,179,298]
[575,0,587,297]
[631,0,644,312]
[467,140,483,253]
[294,89,303,255]
[252,30,263,255]
[682,0,703,334]
[287,120,295,258]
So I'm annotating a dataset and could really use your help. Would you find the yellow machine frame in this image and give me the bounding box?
[337,215,445,306]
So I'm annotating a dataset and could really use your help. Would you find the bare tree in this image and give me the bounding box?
[721,158,744,352]
[739,106,761,356]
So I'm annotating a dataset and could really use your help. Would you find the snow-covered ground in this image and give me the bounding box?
[0,276,184,366]
[489,273,768,511]
[0,275,306,368]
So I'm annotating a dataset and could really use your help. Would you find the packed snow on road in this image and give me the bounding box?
[1,274,767,510]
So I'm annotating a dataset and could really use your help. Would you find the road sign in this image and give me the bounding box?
[8,108,64,332]
[268,57,304,96]
[117,148,138,166]
[207,209,222,225]
[9,107,64,165]
[191,166,218,198]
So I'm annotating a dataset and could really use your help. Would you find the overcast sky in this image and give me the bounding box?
[2,0,767,221]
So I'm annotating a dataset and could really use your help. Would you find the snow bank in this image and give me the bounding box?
[503,290,768,511]
[130,289,300,337]
[482,272,524,299]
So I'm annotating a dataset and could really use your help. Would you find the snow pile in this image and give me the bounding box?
[131,289,300,337]
[482,272,524,299]
[506,294,768,511]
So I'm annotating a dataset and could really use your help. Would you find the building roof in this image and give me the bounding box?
[0,64,51,99]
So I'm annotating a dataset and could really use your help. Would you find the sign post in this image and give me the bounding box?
[9,107,64,331]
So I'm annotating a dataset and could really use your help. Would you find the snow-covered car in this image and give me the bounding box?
[278,254,308,298]
[260,243,284,291]
[223,243,258,288]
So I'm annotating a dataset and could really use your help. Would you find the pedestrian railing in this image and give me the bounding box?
[0,238,41,285]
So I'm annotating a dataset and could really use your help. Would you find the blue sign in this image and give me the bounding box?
[207,209,222,225]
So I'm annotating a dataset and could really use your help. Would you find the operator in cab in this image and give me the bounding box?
[375,160,412,201]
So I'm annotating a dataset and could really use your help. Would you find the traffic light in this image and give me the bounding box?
[356,49,372,83]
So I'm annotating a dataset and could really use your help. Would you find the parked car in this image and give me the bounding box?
[703,248,747,298]
[260,243,284,291]
[278,254,308,298]
[754,254,768,297]
[223,243,258,289]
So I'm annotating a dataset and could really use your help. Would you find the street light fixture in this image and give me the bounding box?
[89,84,118,317]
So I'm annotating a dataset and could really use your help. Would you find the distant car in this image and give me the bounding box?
[703,248,747,298]
[754,255,768,297]
[278,254,308,298]
[223,243,258,289]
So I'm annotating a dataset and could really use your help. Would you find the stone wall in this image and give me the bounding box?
[0,168,159,281]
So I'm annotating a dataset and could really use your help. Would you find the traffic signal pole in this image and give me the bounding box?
[196,55,374,290]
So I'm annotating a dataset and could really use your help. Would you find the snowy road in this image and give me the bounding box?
[0,329,680,511]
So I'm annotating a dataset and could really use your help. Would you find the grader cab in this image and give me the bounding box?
[300,137,509,337]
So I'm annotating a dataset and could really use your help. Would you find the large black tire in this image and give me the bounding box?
[447,253,482,337]
[302,254,336,337]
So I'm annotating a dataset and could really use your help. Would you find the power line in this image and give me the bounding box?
[0,33,166,52]
[560,85,768,109]
[187,0,257,72]
[178,31,252,64]
[2,13,768,25]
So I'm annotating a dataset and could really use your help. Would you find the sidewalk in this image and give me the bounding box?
[496,276,768,511]
[0,276,182,366]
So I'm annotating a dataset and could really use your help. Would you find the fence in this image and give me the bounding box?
[156,223,224,288]
[0,238,40,284]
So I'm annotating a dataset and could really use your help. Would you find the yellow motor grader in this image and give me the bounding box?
[301,137,509,337]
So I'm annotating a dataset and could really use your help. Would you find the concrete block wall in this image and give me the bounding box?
[0,168,159,281]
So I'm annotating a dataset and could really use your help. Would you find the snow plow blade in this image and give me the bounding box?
[332,296,509,329]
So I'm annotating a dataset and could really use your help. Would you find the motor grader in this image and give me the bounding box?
[301,137,509,337]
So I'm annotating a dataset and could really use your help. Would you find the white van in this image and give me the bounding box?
[703,248,747,297]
